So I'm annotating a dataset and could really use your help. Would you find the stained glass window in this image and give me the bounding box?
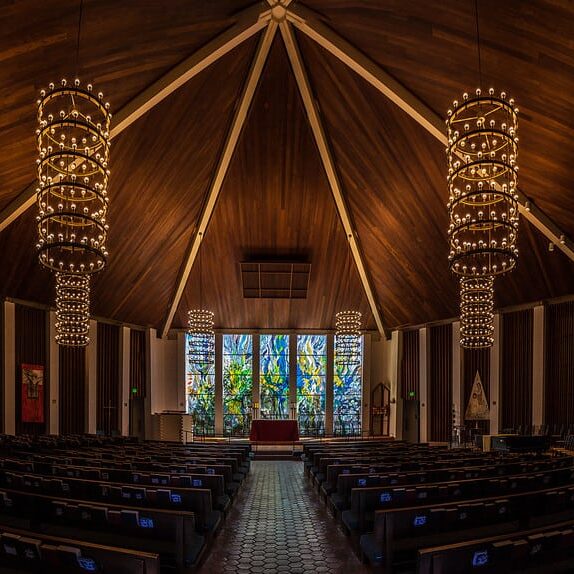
[334,335,363,436]
[185,333,215,435]
[260,334,289,419]
[296,335,327,436]
[223,334,253,436]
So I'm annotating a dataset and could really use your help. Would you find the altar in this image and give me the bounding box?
[250,419,299,442]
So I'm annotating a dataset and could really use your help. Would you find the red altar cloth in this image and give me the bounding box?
[249,419,299,442]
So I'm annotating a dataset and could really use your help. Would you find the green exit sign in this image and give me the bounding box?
[131,387,138,394]
[408,391,416,398]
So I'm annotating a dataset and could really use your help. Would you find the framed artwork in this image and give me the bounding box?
[21,364,44,423]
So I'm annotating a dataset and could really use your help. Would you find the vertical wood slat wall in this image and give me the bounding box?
[429,324,452,442]
[401,330,420,400]
[463,348,490,433]
[501,309,533,432]
[130,330,146,398]
[15,305,47,435]
[97,323,120,434]
[59,346,86,434]
[545,301,574,432]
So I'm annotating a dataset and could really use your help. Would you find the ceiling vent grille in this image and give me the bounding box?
[241,262,311,299]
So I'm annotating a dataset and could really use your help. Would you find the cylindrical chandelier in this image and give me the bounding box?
[446,89,519,277]
[55,273,90,347]
[36,79,111,346]
[335,310,362,365]
[459,276,494,349]
[187,309,215,365]
[36,79,111,275]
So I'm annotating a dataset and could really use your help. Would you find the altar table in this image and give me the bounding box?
[249,419,299,442]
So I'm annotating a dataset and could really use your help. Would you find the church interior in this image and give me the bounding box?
[0,0,573,572]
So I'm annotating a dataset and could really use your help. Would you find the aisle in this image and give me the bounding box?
[201,461,370,574]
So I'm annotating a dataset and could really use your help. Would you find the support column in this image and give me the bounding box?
[452,321,462,432]
[144,328,156,440]
[532,305,545,429]
[419,327,429,443]
[362,333,372,437]
[252,334,260,420]
[325,334,334,437]
[490,314,501,434]
[86,319,98,434]
[289,334,297,420]
[214,333,223,435]
[3,301,15,435]
[47,311,59,435]
[176,332,187,412]
[389,330,402,439]
[120,326,130,436]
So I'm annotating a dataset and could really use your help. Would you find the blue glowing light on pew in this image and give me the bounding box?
[380,492,392,503]
[77,557,98,571]
[139,517,154,529]
[413,515,427,527]
[472,550,489,567]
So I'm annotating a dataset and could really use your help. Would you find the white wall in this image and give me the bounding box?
[150,336,179,414]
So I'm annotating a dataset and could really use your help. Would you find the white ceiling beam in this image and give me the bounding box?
[286,4,445,142]
[0,3,272,234]
[111,3,272,137]
[280,20,388,338]
[161,21,278,339]
[516,192,574,261]
[286,4,574,264]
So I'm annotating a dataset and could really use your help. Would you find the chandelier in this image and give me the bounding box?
[187,309,215,366]
[459,276,494,349]
[36,79,111,345]
[335,310,362,366]
[446,88,519,277]
[335,237,362,365]
[36,79,111,274]
[55,272,91,346]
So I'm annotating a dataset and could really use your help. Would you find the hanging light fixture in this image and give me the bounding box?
[446,89,519,277]
[35,1,112,346]
[187,233,215,365]
[36,79,111,275]
[55,273,91,346]
[335,236,362,366]
[446,0,519,349]
[459,276,494,349]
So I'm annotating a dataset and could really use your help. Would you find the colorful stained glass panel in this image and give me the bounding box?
[297,335,327,435]
[223,334,253,435]
[260,334,289,419]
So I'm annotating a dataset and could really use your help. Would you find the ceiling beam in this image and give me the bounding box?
[286,4,444,142]
[280,19,388,338]
[0,2,272,234]
[286,4,574,264]
[161,20,278,339]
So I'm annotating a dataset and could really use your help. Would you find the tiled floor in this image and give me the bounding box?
[201,461,370,573]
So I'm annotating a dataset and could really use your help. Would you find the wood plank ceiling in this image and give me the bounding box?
[0,0,573,332]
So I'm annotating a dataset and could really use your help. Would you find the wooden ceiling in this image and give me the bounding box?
[0,0,573,333]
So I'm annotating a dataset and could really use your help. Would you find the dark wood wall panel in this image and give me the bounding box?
[463,348,490,433]
[401,330,420,400]
[130,330,146,399]
[97,323,120,434]
[429,324,452,442]
[59,346,86,435]
[545,301,574,432]
[501,309,533,431]
[14,305,47,435]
